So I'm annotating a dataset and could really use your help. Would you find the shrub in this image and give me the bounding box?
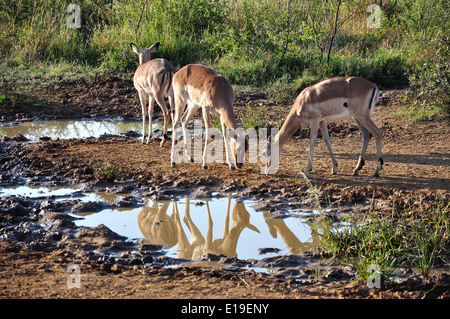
[408,35,450,120]
[94,159,122,182]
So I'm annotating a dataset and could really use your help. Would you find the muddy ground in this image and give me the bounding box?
[0,75,449,300]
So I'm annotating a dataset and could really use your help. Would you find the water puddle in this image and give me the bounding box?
[0,119,164,141]
[73,197,317,262]
[0,185,317,263]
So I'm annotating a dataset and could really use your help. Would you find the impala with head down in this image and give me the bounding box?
[130,42,176,145]
[265,77,383,177]
[170,64,246,170]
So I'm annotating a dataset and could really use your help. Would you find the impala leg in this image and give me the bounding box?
[171,94,185,166]
[354,116,383,177]
[202,107,212,169]
[168,92,174,127]
[181,102,198,163]
[220,117,235,170]
[319,121,338,175]
[352,119,371,176]
[146,96,155,144]
[154,91,169,146]
[138,91,147,144]
[306,120,320,174]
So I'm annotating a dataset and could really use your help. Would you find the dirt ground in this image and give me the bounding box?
[0,75,449,300]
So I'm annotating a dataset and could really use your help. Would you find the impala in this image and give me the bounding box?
[130,42,176,145]
[265,77,383,177]
[170,64,246,170]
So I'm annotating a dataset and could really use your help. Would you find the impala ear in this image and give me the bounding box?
[148,42,160,53]
[130,43,140,54]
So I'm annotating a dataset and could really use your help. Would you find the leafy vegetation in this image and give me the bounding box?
[94,158,122,182]
[0,0,448,120]
[317,202,449,283]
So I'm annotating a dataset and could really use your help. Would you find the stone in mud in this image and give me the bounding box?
[142,255,153,264]
[71,201,110,213]
[254,255,308,269]
[114,196,143,208]
[258,247,282,255]
[70,224,135,251]
[75,224,126,242]
[139,244,164,252]
[12,133,29,142]
[1,201,31,217]
[39,211,79,229]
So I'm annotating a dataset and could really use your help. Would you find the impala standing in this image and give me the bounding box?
[170,64,246,170]
[130,42,176,145]
[266,77,383,177]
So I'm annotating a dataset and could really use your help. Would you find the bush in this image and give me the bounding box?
[94,159,122,182]
[1,0,448,121]
[408,35,450,120]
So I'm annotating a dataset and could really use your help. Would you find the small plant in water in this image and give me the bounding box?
[94,159,122,182]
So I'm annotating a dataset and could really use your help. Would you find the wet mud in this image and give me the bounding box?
[1,76,449,299]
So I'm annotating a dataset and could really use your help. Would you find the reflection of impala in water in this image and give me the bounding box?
[137,197,312,260]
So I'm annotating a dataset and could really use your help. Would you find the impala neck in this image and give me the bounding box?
[273,106,302,150]
[219,108,238,130]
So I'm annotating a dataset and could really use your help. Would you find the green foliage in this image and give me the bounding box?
[241,106,267,130]
[94,159,122,182]
[408,35,450,120]
[318,203,449,281]
[1,0,448,119]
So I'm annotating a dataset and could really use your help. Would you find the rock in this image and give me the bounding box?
[12,133,29,142]
[3,202,30,217]
[258,247,282,255]
[71,201,110,213]
[39,211,78,229]
[142,255,153,264]
[75,224,125,241]
[139,244,164,252]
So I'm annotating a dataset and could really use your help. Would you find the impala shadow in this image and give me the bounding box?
[309,152,450,192]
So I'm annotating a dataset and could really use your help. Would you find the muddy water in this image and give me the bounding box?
[0,185,317,263]
[0,119,318,262]
[0,119,164,140]
[72,196,318,262]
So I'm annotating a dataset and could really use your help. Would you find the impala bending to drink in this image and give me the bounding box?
[265,77,383,177]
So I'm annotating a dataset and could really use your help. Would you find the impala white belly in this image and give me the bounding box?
[325,107,351,120]
[318,98,352,121]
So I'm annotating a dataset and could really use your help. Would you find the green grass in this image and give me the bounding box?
[317,202,449,284]
[94,159,123,182]
[241,106,267,130]
[1,0,448,121]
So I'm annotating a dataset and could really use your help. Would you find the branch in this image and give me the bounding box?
[135,0,148,35]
